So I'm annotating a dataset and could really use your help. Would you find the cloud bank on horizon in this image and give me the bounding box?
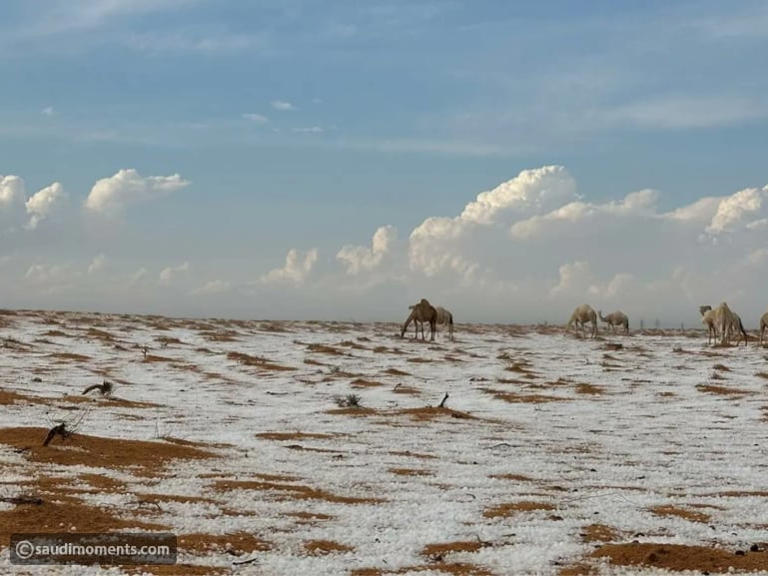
[2,165,768,325]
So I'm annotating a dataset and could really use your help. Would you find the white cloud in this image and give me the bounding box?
[242,113,269,124]
[0,175,25,210]
[85,168,189,216]
[409,165,577,278]
[159,261,190,285]
[337,226,397,275]
[87,253,107,275]
[41,106,55,116]
[706,186,766,234]
[509,188,659,240]
[25,181,66,229]
[271,100,296,111]
[192,279,231,295]
[292,126,323,134]
[550,260,592,297]
[262,248,318,285]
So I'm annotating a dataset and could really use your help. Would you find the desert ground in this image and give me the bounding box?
[1,308,768,575]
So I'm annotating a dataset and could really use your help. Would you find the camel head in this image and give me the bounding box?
[699,305,711,317]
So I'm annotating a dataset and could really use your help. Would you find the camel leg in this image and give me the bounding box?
[430,320,436,342]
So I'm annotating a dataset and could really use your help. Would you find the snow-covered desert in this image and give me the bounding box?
[2,308,768,575]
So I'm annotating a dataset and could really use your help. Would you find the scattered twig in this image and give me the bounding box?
[82,380,113,396]
[437,393,449,408]
[232,556,259,566]
[43,423,69,446]
[0,495,43,506]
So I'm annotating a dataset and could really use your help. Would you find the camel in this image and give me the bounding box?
[401,298,437,341]
[567,304,598,338]
[711,302,748,346]
[412,305,455,341]
[700,305,718,345]
[759,310,768,347]
[598,310,629,334]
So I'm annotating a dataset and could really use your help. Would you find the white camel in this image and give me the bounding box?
[759,310,768,347]
[712,302,748,346]
[567,304,598,338]
[598,310,629,334]
[699,305,718,345]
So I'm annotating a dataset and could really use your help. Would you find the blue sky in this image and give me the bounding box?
[1,1,768,322]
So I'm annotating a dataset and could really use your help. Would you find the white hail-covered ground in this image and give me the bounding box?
[1,310,768,575]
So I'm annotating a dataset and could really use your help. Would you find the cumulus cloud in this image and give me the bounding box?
[25,182,66,229]
[85,169,189,216]
[706,186,766,234]
[337,226,397,275]
[409,166,578,278]
[41,106,55,116]
[262,248,318,285]
[0,175,25,210]
[159,261,190,285]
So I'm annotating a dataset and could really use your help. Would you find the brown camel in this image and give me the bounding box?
[401,299,437,341]
[567,304,598,338]
[598,310,629,334]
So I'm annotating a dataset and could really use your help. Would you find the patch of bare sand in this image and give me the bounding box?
[212,479,381,504]
[226,351,294,371]
[0,427,215,474]
[575,383,603,395]
[307,343,346,356]
[483,501,555,518]
[256,431,335,441]
[488,473,535,482]
[124,565,230,576]
[178,531,271,555]
[481,388,563,403]
[697,383,753,396]
[350,378,385,388]
[389,468,434,477]
[0,476,168,542]
[580,524,624,543]
[422,541,489,557]
[392,384,421,395]
[389,450,437,460]
[351,563,494,576]
[589,542,768,572]
[649,504,710,523]
[303,539,354,555]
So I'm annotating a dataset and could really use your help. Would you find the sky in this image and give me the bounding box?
[1,0,768,325]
